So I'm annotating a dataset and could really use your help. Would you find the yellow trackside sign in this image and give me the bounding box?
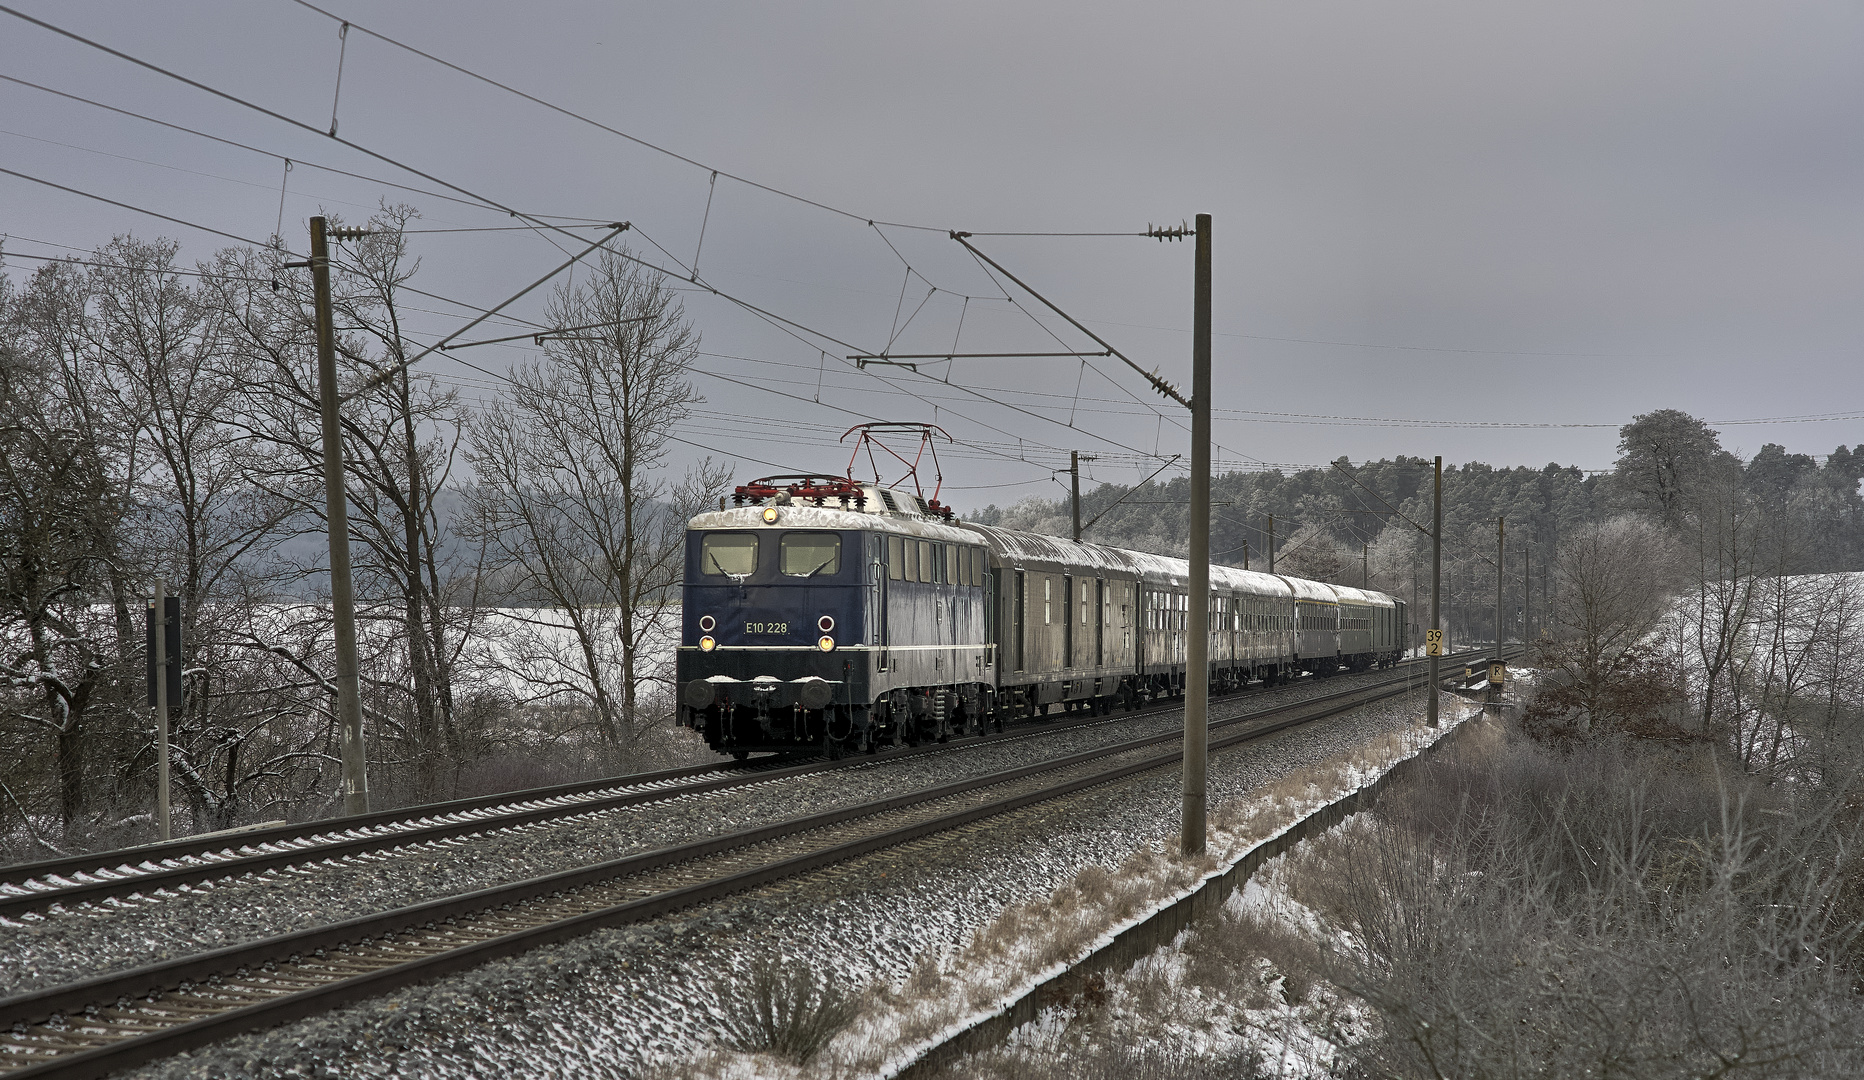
[1425,629,1443,657]
[1489,661,1506,685]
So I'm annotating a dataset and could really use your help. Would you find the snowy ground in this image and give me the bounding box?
[927,840,1378,1080]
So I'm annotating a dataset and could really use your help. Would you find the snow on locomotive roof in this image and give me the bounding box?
[686,505,984,544]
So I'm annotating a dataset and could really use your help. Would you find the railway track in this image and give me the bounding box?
[0,649,1508,1079]
[0,650,1492,923]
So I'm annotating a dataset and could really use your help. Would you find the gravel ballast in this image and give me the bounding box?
[105,684,1460,1080]
[0,669,1424,998]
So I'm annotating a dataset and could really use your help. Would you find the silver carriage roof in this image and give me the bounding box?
[1324,583,1399,609]
[957,522,1402,607]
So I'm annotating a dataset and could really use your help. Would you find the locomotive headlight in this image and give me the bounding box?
[762,507,780,524]
[699,635,717,652]
[817,635,835,652]
[698,615,716,632]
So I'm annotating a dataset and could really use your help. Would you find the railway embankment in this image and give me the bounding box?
[61,674,1464,1079]
[0,662,1455,1001]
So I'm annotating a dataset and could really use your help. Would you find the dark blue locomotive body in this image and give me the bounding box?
[677,498,992,757]
[677,480,1405,757]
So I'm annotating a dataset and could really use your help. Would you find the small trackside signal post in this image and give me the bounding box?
[1428,456,1442,727]
[147,579,181,841]
[1182,213,1212,858]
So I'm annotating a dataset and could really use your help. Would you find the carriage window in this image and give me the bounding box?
[889,535,904,580]
[780,532,841,577]
[701,533,758,577]
[1045,578,1053,624]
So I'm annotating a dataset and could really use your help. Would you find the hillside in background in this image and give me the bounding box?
[968,420,1864,646]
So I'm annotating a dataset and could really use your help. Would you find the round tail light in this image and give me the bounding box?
[818,615,835,632]
[699,615,716,632]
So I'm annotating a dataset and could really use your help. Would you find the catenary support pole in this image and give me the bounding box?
[1182,212,1212,858]
[311,216,370,816]
[1494,516,1505,704]
[1427,456,1442,727]
[1267,514,1275,574]
[153,578,170,842]
[1523,547,1531,648]
[1071,450,1082,541]
[1497,517,1505,658]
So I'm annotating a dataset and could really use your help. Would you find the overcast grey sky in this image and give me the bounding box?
[3,1,1860,508]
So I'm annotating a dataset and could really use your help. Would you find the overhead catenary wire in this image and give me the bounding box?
[0,165,276,249]
[0,8,1267,476]
[283,0,953,235]
[12,232,1814,450]
[611,223,1191,470]
[13,6,1749,493]
[0,73,603,222]
[0,5,599,250]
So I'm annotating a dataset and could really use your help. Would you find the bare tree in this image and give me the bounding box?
[78,238,311,829]
[0,261,132,834]
[227,209,488,804]
[1526,515,1684,737]
[466,249,724,765]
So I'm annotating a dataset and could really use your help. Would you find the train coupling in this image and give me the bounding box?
[683,674,840,711]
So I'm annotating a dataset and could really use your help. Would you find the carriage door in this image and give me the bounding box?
[1012,570,1026,672]
[1095,579,1106,667]
[882,534,903,672]
[1063,575,1075,669]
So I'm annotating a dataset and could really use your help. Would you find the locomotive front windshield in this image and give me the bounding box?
[701,532,757,577]
[780,532,841,577]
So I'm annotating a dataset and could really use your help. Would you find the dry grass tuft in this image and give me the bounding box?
[715,955,862,1065]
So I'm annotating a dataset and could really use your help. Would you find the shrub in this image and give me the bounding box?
[716,955,860,1064]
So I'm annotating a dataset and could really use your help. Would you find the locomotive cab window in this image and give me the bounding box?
[779,532,840,577]
[888,536,904,580]
[701,533,758,577]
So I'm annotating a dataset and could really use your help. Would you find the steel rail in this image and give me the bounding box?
[0,649,1477,920]
[0,650,1509,1079]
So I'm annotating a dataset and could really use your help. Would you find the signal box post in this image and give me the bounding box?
[146,581,182,841]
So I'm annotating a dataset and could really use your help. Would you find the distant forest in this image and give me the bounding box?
[970,411,1864,646]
